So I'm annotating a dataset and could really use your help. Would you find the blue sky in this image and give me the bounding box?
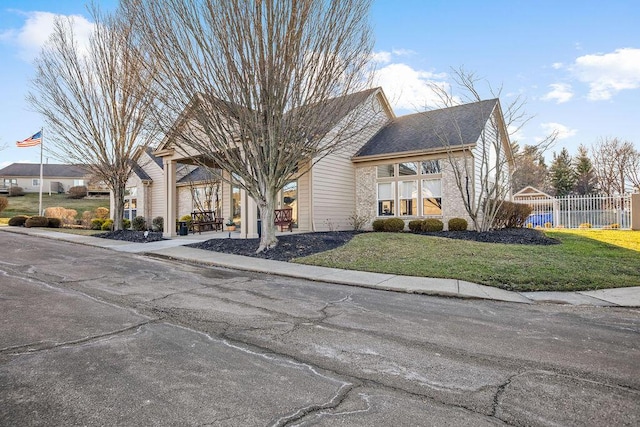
[1,0,639,167]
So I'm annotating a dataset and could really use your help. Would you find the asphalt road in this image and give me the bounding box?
[1,233,639,426]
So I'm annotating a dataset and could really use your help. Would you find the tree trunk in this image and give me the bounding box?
[112,185,125,231]
[257,190,278,253]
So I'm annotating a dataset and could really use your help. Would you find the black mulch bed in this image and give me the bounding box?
[187,231,360,261]
[96,228,559,261]
[96,229,165,243]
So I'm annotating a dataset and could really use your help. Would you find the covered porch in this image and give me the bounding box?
[155,147,303,238]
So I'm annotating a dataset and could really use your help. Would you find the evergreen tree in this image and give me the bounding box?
[512,144,550,192]
[550,148,576,197]
[573,144,598,194]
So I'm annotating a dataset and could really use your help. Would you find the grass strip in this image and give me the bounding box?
[296,230,640,292]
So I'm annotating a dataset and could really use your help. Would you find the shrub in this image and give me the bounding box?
[422,218,444,232]
[544,222,552,229]
[122,218,131,229]
[81,210,93,228]
[94,207,109,220]
[47,217,62,228]
[67,185,88,199]
[25,216,49,228]
[490,200,532,228]
[610,223,620,229]
[131,216,147,231]
[372,218,386,232]
[347,212,368,231]
[152,216,164,232]
[384,217,405,232]
[8,215,29,226]
[579,222,592,229]
[91,218,106,230]
[101,219,114,231]
[408,219,423,232]
[0,196,8,213]
[8,186,24,197]
[44,207,78,226]
[448,217,468,231]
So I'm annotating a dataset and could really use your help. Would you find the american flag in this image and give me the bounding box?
[16,131,42,148]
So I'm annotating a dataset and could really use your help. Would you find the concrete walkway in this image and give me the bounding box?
[2,226,639,307]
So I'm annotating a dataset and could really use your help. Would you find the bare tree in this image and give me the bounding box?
[28,4,158,230]
[427,68,556,231]
[124,0,375,252]
[591,137,637,195]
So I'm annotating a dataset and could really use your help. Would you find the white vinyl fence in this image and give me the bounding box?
[515,194,632,229]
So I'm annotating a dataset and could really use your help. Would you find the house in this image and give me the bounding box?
[0,163,98,194]
[126,87,513,236]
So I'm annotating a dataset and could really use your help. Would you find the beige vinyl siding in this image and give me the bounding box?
[311,92,392,231]
[295,165,311,231]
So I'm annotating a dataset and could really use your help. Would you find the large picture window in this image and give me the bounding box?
[374,160,443,218]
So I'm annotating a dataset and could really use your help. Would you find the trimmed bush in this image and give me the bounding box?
[490,200,532,229]
[47,217,62,228]
[91,218,106,230]
[544,222,552,229]
[408,219,423,232]
[579,222,592,229]
[8,215,29,226]
[101,219,114,231]
[448,217,468,231]
[131,216,147,231]
[422,218,444,232]
[610,223,620,229]
[372,218,386,232]
[122,218,131,229]
[67,185,88,199]
[384,217,405,232]
[44,207,78,226]
[8,186,24,197]
[152,216,164,232]
[25,216,49,228]
[94,207,109,220]
[0,196,8,213]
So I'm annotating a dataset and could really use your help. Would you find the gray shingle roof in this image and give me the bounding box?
[145,147,164,169]
[0,163,88,178]
[177,166,218,183]
[354,98,498,158]
[130,162,151,181]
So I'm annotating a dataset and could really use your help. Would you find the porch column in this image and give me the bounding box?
[239,189,258,239]
[163,159,177,238]
[632,193,640,231]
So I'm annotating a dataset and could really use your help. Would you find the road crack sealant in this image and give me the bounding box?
[0,321,157,355]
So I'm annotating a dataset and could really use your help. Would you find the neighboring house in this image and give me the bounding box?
[128,87,513,237]
[0,163,98,194]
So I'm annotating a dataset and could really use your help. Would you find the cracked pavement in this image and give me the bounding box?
[1,233,639,426]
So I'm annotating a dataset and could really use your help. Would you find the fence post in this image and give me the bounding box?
[632,193,640,231]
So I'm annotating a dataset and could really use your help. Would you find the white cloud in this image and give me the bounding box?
[371,51,392,64]
[373,62,450,111]
[1,11,94,61]
[572,48,640,100]
[539,122,577,141]
[541,83,574,103]
[552,62,564,70]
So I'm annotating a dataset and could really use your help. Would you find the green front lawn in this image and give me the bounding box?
[0,193,109,218]
[296,230,640,292]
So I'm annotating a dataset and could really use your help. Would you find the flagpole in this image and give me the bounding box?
[38,127,44,215]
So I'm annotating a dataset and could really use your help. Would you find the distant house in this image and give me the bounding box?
[0,163,99,194]
[124,88,513,236]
